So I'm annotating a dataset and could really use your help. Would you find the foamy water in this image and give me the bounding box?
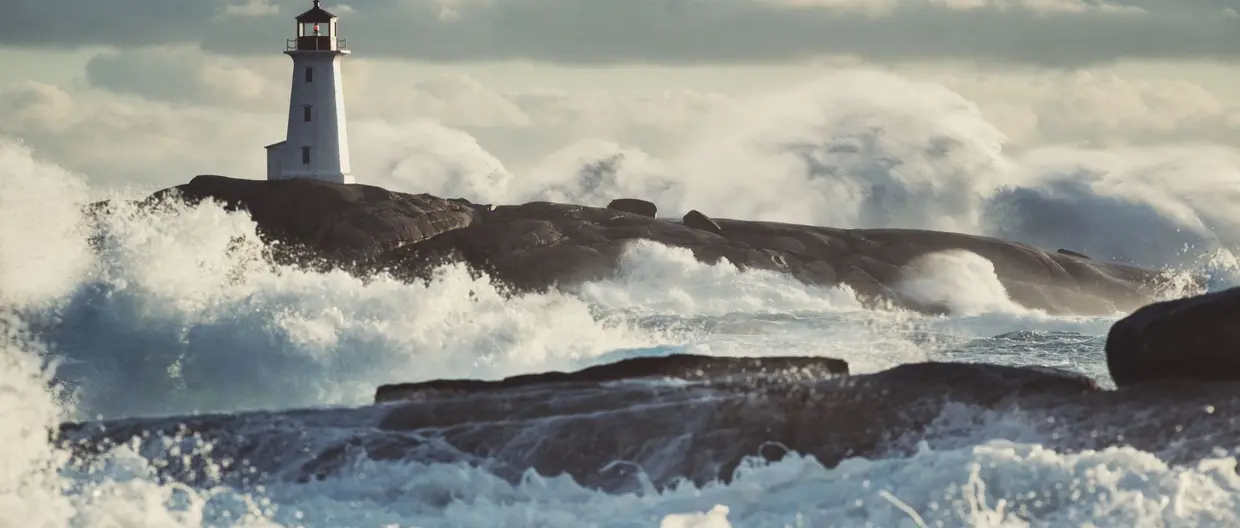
[45,195,657,419]
[5,67,1240,527]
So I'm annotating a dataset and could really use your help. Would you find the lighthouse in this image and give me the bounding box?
[265,0,354,184]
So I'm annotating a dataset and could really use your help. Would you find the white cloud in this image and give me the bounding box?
[0,82,77,134]
[84,48,287,109]
[222,0,280,17]
[73,46,739,171]
[929,0,1145,14]
[776,0,1144,15]
[430,0,490,20]
[356,73,533,127]
[2,0,1236,67]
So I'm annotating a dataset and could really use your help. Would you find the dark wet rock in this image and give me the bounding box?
[58,359,1104,492]
[63,357,1240,496]
[683,209,722,234]
[1057,248,1091,260]
[107,176,1198,315]
[145,175,478,265]
[375,354,850,403]
[607,198,657,218]
[1106,287,1240,388]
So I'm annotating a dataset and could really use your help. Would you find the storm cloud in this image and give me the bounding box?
[4,0,1240,67]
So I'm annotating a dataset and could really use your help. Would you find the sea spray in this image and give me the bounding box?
[382,70,1240,274]
[4,65,1240,526]
[0,138,93,308]
[0,319,74,527]
[893,250,1031,317]
[574,240,862,316]
[45,195,665,419]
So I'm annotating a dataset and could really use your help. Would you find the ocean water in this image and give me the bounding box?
[6,70,1240,527]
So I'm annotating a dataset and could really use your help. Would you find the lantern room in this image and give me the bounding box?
[290,0,345,52]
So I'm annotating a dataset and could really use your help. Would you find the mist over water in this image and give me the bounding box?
[4,68,1240,526]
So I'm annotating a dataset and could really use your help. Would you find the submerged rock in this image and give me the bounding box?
[113,175,1197,315]
[1106,287,1240,388]
[375,354,850,403]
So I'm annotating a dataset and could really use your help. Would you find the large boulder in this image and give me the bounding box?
[683,209,723,234]
[1106,287,1240,387]
[606,198,657,218]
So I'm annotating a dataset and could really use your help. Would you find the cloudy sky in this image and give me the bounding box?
[6,0,1240,200]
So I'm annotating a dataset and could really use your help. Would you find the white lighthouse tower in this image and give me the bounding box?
[265,0,354,184]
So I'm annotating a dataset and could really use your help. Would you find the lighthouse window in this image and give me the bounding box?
[303,106,312,122]
[305,67,314,83]
[301,146,311,164]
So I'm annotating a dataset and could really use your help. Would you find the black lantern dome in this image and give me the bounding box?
[288,1,346,52]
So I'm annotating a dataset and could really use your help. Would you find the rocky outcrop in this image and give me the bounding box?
[57,357,1098,491]
[369,360,1099,490]
[62,354,1240,494]
[120,175,1197,315]
[146,175,480,264]
[1106,287,1240,388]
[606,198,657,218]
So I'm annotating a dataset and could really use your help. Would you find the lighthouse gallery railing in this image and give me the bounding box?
[287,37,347,51]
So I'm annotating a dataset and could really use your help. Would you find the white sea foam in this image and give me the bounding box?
[50,439,1240,527]
[0,323,74,527]
[0,139,92,309]
[575,240,862,316]
[45,196,664,420]
[893,250,1032,317]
